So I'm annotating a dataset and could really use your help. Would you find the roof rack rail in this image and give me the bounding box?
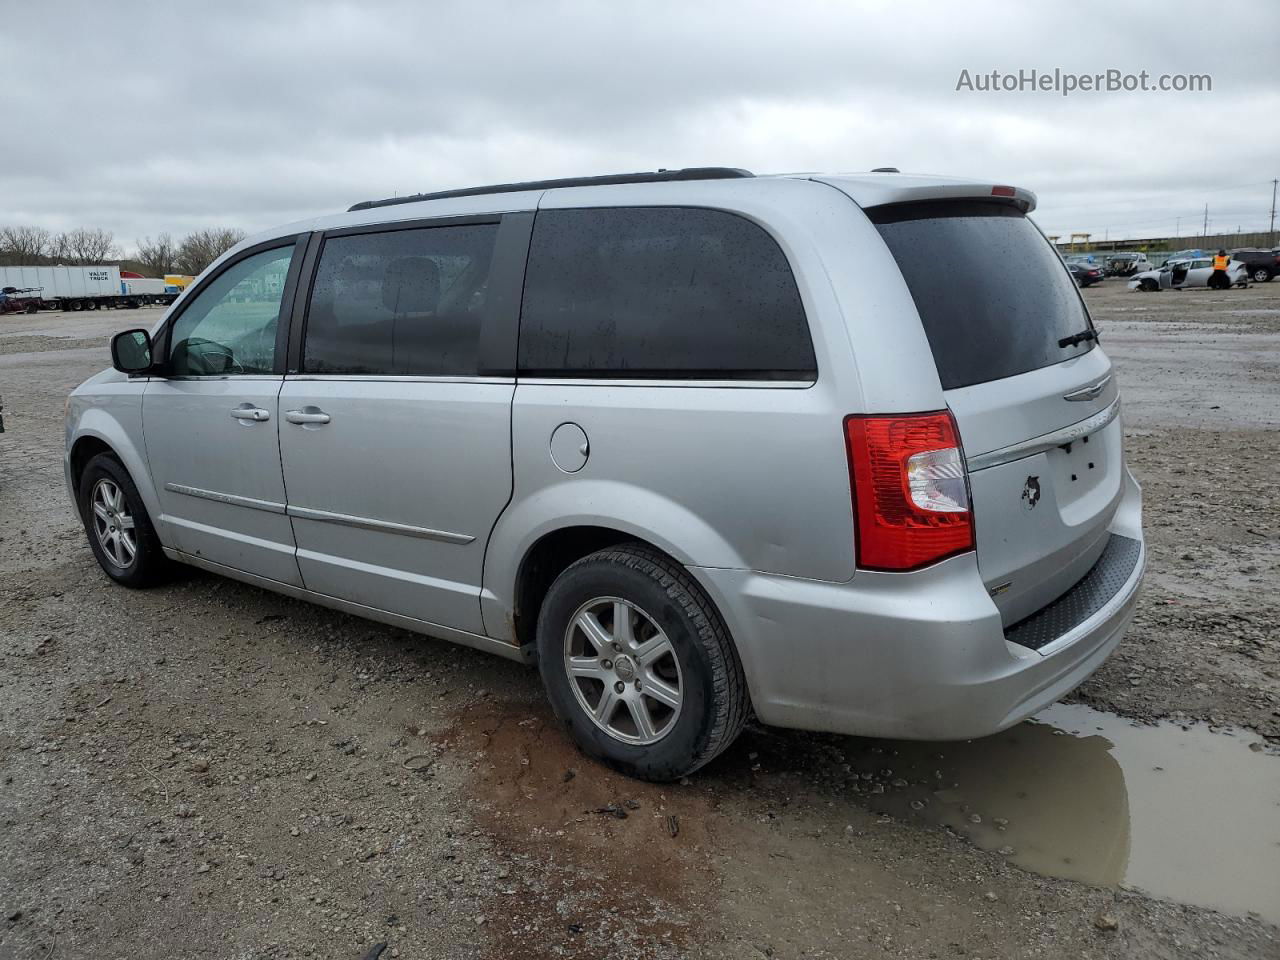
[347,167,754,212]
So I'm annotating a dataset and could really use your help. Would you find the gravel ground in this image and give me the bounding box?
[1,286,1277,960]
[1068,284,1280,742]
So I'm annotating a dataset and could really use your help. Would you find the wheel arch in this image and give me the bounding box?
[481,480,749,645]
[68,410,163,538]
[69,435,115,498]
[508,525,654,649]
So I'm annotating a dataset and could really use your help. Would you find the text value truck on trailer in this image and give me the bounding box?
[0,265,179,312]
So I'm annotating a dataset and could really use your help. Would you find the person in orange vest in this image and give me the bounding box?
[1208,249,1232,289]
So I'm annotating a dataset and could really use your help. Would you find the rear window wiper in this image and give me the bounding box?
[1058,328,1098,349]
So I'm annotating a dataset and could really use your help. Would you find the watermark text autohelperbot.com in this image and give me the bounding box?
[956,68,1212,95]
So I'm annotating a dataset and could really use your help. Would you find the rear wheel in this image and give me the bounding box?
[78,453,170,587]
[1253,267,1271,283]
[536,544,749,781]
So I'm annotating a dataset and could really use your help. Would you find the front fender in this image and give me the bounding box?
[480,478,748,639]
[67,381,164,540]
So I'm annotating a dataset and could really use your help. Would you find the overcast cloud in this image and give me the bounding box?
[2,0,1277,254]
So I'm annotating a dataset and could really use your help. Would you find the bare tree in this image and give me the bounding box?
[135,233,179,277]
[0,225,53,265]
[53,227,118,265]
[176,228,246,275]
[49,231,70,262]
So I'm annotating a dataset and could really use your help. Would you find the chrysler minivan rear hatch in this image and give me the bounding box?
[868,198,1123,626]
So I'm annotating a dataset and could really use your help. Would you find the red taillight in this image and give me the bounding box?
[844,411,975,571]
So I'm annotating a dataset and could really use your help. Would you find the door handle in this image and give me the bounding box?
[285,408,331,425]
[230,405,270,422]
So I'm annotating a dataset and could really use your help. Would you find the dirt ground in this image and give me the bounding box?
[1,283,1278,960]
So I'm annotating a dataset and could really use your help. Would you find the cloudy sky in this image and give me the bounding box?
[2,0,1277,255]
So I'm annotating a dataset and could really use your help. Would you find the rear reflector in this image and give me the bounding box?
[844,411,975,571]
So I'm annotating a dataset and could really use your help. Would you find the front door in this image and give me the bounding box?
[144,241,303,585]
[278,219,518,634]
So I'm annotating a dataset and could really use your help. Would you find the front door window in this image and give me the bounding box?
[168,245,295,376]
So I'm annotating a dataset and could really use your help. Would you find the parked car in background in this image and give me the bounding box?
[1067,263,1105,287]
[1063,253,1099,268]
[1128,256,1248,291]
[1104,253,1152,277]
[1230,248,1278,283]
[64,167,1144,780]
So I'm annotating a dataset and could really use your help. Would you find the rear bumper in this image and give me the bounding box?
[693,467,1144,741]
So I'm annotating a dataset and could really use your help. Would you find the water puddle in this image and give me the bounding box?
[858,704,1280,924]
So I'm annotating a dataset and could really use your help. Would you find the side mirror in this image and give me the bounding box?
[111,329,153,374]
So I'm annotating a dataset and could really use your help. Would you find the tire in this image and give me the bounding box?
[78,453,170,588]
[535,543,749,781]
[1253,268,1271,283]
[1140,278,1159,292]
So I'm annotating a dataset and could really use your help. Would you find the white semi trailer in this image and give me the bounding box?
[0,265,178,311]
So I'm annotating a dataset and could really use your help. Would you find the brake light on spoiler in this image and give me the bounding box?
[844,411,975,571]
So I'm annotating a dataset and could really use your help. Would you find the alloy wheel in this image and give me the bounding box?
[91,478,137,569]
[562,596,684,745]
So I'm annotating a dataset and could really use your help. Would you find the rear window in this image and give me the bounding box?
[870,201,1094,390]
[518,207,816,379]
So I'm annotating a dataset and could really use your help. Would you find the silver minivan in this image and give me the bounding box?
[66,168,1144,780]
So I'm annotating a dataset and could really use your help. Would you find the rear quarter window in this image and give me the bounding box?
[518,206,816,379]
[870,201,1094,390]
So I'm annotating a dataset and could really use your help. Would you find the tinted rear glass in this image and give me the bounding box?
[303,224,498,376]
[870,201,1094,390]
[519,207,816,378]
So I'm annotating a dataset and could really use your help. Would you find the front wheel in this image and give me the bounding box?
[1140,278,1159,292]
[536,544,749,781]
[78,453,171,587]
